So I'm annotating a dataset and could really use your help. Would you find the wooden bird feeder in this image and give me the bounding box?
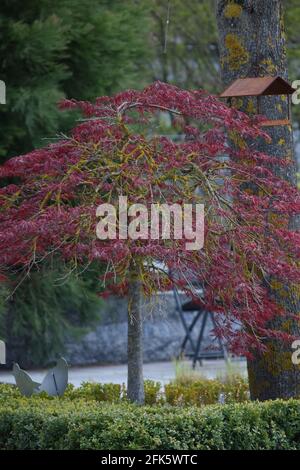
[220,76,296,127]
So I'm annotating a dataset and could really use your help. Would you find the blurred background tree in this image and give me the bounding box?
[0,0,150,159]
[0,0,151,365]
[148,0,220,91]
[1,263,102,368]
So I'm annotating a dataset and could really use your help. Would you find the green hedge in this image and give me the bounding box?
[64,378,249,406]
[164,376,249,405]
[0,376,249,406]
[0,386,300,449]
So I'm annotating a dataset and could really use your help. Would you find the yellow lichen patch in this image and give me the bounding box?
[276,103,283,113]
[260,58,277,74]
[278,138,285,146]
[280,14,286,40]
[224,33,249,71]
[246,99,256,114]
[224,2,242,18]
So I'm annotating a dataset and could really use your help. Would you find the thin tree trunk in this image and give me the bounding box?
[215,0,300,400]
[127,272,145,404]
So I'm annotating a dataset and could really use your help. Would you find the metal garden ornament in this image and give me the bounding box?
[12,357,68,397]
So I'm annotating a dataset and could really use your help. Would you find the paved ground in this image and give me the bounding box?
[0,359,247,387]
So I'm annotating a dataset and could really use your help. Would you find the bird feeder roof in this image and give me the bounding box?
[220,76,295,98]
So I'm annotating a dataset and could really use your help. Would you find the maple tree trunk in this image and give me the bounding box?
[127,274,145,404]
[216,0,300,400]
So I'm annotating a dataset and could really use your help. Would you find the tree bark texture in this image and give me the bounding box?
[216,0,300,400]
[127,272,145,404]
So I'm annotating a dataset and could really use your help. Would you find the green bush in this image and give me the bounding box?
[165,376,249,406]
[144,380,163,405]
[0,388,299,449]
[64,380,162,404]
[65,382,124,403]
[0,375,249,406]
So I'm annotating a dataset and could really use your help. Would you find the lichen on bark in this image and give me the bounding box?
[224,2,242,19]
[224,33,249,70]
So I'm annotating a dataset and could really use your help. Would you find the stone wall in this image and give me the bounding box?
[65,292,216,366]
[4,292,221,369]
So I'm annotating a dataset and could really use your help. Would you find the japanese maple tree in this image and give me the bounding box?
[0,82,299,403]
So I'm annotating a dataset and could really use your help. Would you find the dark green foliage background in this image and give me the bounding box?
[1,264,102,367]
[0,0,151,365]
[0,0,150,158]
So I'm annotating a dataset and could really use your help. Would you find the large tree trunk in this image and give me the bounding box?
[127,273,145,404]
[216,0,300,400]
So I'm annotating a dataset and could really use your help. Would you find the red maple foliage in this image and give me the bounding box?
[0,81,299,356]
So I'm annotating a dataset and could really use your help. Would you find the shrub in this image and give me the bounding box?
[64,380,162,404]
[65,382,124,402]
[144,380,162,405]
[165,376,249,406]
[0,393,299,449]
[0,376,249,406]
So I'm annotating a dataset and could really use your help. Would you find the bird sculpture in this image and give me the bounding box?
[12,357,68,397]
[12,363,41,397]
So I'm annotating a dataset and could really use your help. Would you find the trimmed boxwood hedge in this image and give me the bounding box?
[0,385,300,449]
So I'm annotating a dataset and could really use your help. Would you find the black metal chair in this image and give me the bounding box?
[173,287,228,368]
